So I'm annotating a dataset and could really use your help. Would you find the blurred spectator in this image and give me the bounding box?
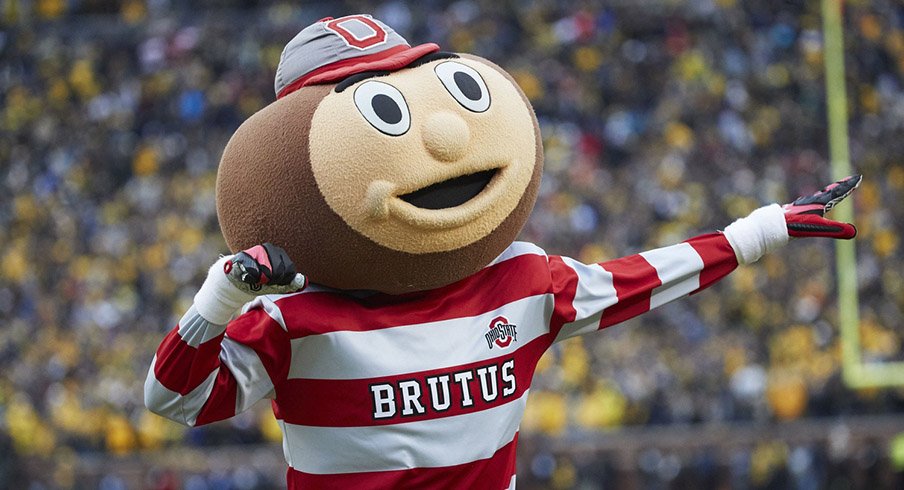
[1,0,903,487]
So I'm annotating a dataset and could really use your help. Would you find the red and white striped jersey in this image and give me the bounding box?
[145,233,739,489]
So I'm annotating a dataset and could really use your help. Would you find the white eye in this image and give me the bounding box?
[434,61,490,113]
[353,81,410,136]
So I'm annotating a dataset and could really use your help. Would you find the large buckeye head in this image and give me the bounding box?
[216,18,542,294]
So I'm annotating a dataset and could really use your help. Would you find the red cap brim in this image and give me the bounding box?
[277,43,440,99]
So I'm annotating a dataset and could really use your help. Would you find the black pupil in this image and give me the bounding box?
[453,71,482,101]
[371,94,402,124]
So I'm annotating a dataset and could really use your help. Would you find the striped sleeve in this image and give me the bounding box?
[551,232,739,342]
[144,296,291,426]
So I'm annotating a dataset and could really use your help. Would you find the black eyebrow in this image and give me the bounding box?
[405,51,459,69]
[334,52,460,93]
[335,70,391,93]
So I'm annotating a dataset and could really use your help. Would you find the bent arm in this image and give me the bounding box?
[144,257,290,427]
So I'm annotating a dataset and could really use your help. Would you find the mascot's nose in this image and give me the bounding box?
[421,111,470,162]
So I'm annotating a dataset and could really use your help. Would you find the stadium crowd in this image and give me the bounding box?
[1,0,903,487]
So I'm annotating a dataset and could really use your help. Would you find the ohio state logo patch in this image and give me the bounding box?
[485,316,517,349]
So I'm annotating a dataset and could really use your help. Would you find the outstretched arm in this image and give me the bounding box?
[144,244,305,426]
[551,175,860,342]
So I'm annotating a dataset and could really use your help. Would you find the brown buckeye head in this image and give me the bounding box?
[216,52,543,294]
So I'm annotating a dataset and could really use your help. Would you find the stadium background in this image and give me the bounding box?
[2,0,903,488]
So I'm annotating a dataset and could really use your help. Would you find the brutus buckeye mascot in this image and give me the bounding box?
[145,14,860,489]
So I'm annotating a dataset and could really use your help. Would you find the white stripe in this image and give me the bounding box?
[242,296,288,331]
[288,296,552,380]
[277,418,293,467]
[555,257,618,342]
[488,241,547,266]
[507,474,517,490]
[283,390,529,474]
[176,305,227,347]
[144,356,218,427]
[640,242,704,310]
[220,338,275,412]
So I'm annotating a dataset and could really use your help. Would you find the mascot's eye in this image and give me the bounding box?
[353,81,411,136]
[434,61,490,113]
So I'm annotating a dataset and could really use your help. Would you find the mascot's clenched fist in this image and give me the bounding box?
[145,14,859,489]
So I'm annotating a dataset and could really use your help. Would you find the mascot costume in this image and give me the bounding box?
[146,15,860,489]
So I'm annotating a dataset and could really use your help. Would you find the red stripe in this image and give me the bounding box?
[685,232,738,293]
[225,308,292,384]
[598,254,661,329]
[303,43,439,87]
[275,253,551,338]
[286,434,518,490]
[273,336,548,427]
[278,43,440,98]
[154,326,224,395]
[278,44,409,97]
[547,256,579,339]
[194,366,239,426]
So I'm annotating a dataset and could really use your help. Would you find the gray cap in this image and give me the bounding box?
[275,14,440,98]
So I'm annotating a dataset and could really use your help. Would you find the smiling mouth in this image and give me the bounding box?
[399,169,498,210]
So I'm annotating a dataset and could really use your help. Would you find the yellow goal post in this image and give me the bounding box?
[822,0,904,388]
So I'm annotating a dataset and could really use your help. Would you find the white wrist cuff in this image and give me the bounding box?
[193,256,255,325]
[723,204,789,265]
